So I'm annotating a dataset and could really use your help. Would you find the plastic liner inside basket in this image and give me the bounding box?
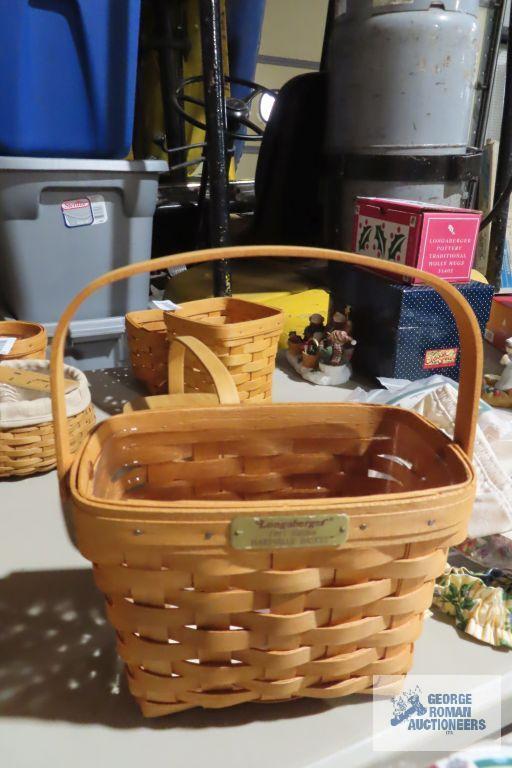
[87,405,470,503]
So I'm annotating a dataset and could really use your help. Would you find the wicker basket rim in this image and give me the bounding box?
[0,320,46,356]
[127,299,284,333]
[0,319,45,337]
[125,309,165,331]
[73,471,475,513]
[72,402,475,514]
[169,296,284,325]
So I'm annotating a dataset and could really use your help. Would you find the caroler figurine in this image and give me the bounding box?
[326,306,353,335]
[326,310,346,334]
[483,337,512,408]
[343,306,353,335]
[318,329,357,384]
[303,313,325,341]
[302,338,320,369]
[287,330,303,356]
[285,308,357,387]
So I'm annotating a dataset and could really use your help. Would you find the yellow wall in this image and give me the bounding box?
[236,0,329,180]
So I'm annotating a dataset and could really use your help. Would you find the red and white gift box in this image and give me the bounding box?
[352,197,482,284]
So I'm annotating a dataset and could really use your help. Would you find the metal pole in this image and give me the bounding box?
[199,0,232,296]
[467,0,506,209]
[473,0,507,150]
[488,1,512,289]
[155,0,188,180]
[320,0,337,72]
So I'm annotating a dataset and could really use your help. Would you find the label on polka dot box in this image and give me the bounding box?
[423,348,459,370]
[353,199,481,284]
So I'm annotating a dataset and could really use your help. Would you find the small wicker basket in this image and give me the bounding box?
[127,298,284,402]
[0,320,47,361]
[51,246,481,718]
[164,297,284,403]
[0,360,94,478]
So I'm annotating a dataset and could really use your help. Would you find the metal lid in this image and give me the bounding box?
[341,0,478,17]
[0,156,168,173]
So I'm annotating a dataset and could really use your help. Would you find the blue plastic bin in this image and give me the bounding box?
[0,0,141,158]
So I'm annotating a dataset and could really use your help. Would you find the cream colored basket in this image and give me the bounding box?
[0,360,94,478]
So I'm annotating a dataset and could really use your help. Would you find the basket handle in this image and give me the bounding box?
[168,335,240,405]
[51,245,483,479]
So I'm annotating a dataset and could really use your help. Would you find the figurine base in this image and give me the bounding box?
[482,374,512,408]
[482,391,512,409]
[286,351,352,387]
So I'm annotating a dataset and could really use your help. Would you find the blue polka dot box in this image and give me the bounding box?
[330,263,493,383]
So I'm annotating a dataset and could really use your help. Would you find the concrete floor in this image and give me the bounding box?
[1,353,511,768]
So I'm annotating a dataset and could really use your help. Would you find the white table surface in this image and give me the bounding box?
[1,360,511,768]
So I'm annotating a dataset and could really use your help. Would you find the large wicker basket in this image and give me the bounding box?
[51,246,480,718]
[0,320,47,361]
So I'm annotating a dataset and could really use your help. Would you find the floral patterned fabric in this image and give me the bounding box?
[433,566,512,649]
[456,535,512,574]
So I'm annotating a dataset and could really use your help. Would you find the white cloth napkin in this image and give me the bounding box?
[0,360,91,429]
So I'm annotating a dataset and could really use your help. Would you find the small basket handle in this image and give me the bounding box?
[51,245,483,479]
[168,335,240,405]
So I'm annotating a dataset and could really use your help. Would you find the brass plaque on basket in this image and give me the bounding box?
[230,514,349,551]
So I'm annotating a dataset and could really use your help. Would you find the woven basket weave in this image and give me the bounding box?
[164,297,284,403]
[0,360,95,478]
[126,310,168,395]
[126,298,284,401]
[0,321,47,361]
[0,405,95,478]
[124,334,240,413]
[50,246,481,718]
